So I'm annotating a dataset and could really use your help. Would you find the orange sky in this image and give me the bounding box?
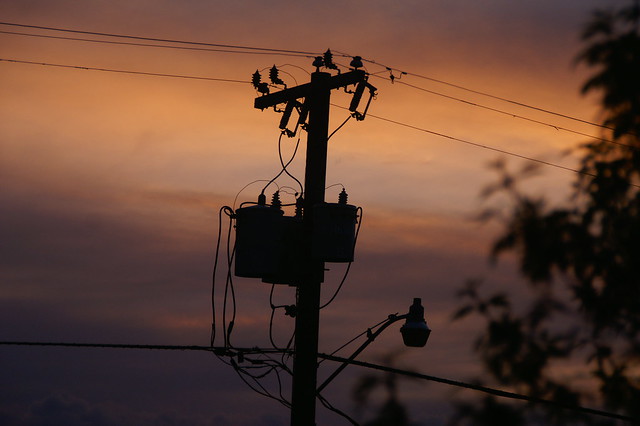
[0,1,625,424]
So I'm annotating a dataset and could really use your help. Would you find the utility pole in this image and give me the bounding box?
[255,68,369,425]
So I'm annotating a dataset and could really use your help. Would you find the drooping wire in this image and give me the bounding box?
[222,208,237,348]
[211,206,234,347]
[3,341,634,423]
[318,393,360,425]
[320,206,363,309]
[328,115,352,141]
[261,131,303,196]
[269,284,293,350]
[318,316,391,365]
[230,358,292,409]
[277,131,303,196]
[233,180,273,210]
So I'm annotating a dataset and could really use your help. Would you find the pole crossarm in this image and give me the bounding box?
[254,69,366,110]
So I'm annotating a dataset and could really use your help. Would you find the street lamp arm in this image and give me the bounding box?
[316,313,408,394]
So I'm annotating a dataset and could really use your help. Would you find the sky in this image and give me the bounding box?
[0,0,626,425]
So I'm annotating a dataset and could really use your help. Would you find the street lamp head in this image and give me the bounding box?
[400,298,431,347]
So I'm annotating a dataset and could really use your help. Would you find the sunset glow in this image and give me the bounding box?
[0,1,626,424]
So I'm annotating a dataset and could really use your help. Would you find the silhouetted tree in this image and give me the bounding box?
[351,351,414,426]
[450,1,640,424]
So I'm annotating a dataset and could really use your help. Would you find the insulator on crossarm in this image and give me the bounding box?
[313,56,324,71]
[271,191,282,210]
[350,56,363,69]
[269,65,285,86]
[324,49,339,71]
[338,188,348,205]
[252,70,262,88]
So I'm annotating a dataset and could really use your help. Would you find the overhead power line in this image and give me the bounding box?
[0,21,318,57]
[0,58,249,83]
[1,341,635,423]
[3,21,625,138]
[343,51,618,134]
[317,353,637,424]
[3,57,636,188]
[0,29,302,56]
[404,71,618,132]
[330,103,638,187]
[374,76,628,148]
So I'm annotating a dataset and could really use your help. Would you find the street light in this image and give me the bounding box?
[317,298,431,394]
[400,298,431,347]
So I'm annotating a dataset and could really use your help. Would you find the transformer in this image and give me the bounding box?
[234,203,284,278]
[261,215,305,285]
[312,190,358,263]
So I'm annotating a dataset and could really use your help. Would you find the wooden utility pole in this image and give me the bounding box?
[255,69,367,426]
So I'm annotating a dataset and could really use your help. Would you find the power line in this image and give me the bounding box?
[368,111,586,174]
[0,29,306,57]
[0,341,215,351]
[3,57,636,188]
[375,76,630,149]
[317,353,637,424]
[342,51,620,134]
[331,103,615,184]
[404,71,619,132]
[0,21,318,57]
[2,21,626,138]
[0,58,249,83]
[1,341,634,423]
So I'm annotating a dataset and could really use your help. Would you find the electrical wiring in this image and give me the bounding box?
[368,74,632,149]
[210,203,295,404]
[231,349,295,409]
[211,206,234,347]
[320,206,363,310]
[0,21,322,58]
[0,29,298,57]
[3,341,635,423]
[222,209,237,348]
[0,58,250,83]
[230,358,292,409]
[278,63,311,76]
[277,132,304,196]
[328,114,352,141]
[317,393,359,425]
[269,284,291,350]
[5,55,632,184]
[232,180,273,210]
[258,64,299,86]
[364,110,632,183]
[332,49,631,136]
[332,102,636,187]
[317,353,637,424]
[3,21,626,139]
[317,316,391,366]
[261,131,303,197]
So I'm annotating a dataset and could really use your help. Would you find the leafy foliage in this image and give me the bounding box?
[351,351,415,426]
[451,2,640,424]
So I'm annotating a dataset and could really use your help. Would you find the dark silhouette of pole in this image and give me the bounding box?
[255,68,367,426]
[289,70,330,426]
